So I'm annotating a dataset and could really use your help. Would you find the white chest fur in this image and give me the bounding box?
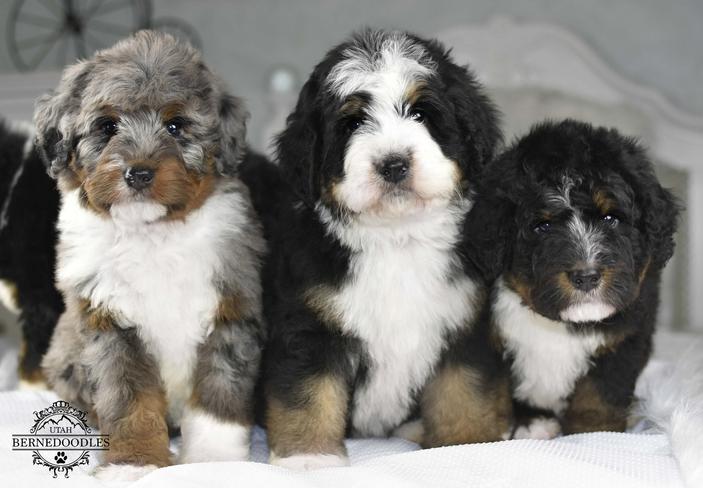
[493,279,605,413]
[320,205,478,436]
[57,189,247,421]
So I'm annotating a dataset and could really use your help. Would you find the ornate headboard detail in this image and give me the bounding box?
[435,17,703,331]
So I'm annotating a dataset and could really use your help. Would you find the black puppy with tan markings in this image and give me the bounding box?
[37,31,266,480]
[468,119,679,439]
[258,29,511,470]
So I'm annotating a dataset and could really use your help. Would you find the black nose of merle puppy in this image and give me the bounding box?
[124,167,154,190]
[568,269,601,292]
[378,155,410,184]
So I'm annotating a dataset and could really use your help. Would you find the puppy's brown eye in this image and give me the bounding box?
[165,118,184,137]
[534,221,552,234]
[602,214,619,227]
[409,109,426,123]
[100,119,118,137]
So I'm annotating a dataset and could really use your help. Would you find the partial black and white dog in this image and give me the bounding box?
[471,119,679,439]
[0,119,63,385]
[37,31,266,480]
[260,29,510,469]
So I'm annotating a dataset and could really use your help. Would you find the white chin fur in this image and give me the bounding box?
[512,417,562,440]
[110,201,166,224]
[270,453,349,470]
[179,407,250,463]
[559,302,616,323]
[93,463,159,481]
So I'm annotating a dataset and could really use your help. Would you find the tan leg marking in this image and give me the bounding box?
[421,365,511,447]
[562,376,627,434]
[101,390,171,467]
[267,375,348,458]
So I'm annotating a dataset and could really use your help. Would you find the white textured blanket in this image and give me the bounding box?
[0,338,700,487]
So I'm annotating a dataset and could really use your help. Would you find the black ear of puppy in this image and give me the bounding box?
[462,150,520,283]
[430,44,502,176]
[463,190,514,284]
[275,73,322,207]
[623,141,682,269]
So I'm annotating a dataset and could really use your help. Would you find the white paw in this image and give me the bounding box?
[393,419,424,444]
[93,463,158,481]
[270,452,349,470]
[179,408,250,463]
[513,417,561,440]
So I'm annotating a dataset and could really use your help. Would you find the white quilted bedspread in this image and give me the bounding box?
[0,336,693,488]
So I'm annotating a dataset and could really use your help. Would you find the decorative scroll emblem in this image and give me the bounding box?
[11,400,109,478]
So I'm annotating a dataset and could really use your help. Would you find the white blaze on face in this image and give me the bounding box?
[327,34,458,216]
[547,178,614,323]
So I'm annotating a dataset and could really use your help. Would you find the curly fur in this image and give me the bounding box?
[255,29,509,468]
[35,31,266,476]
[466,119,680,436]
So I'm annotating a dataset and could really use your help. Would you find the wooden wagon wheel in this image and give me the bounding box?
[7,0,151,72]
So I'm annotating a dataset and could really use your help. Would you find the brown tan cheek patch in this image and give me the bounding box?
[505,273,535,308]
[83,161,124,214]
[150,157,216,221]
[267,375,349,459]
[421,365,512,447]
[562,376,627,434]
[101,390,171,467]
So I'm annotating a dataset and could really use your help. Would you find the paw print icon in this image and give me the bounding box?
[54,452,67,464]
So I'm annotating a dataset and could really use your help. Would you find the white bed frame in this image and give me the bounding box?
[435,17,703,331]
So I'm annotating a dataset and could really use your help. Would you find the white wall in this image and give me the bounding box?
[0,0,701,151]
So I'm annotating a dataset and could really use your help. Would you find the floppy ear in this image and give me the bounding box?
[216,93,249,175]
[275,74,322,206]
[462,152,519,283]
[622,144,681,270]
[463,184,516,284]
[33,61,91,178]
[442,59,502,177]
[642,174,680,270]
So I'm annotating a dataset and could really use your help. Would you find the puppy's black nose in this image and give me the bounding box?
[124,167,154,190]
[568,269,601,292]
[378,155,410,184]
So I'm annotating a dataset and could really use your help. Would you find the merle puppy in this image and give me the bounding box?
[470,119,679,438]
[0,119,62,385]
[37,32,265,480]
[260,29,509,469]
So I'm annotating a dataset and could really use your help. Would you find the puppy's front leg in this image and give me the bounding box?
[180,316,263,463]
[421,328,512,447]
[562,335,647,434]
[265,326,352,470]
[83,320,170,480]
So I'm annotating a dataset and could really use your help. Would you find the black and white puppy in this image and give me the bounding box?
[472,119,679,439]
[37,32,266,480]
[261,29,509,469]
[0,119,63,385]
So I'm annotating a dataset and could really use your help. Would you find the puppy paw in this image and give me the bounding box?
[270,453,349,470]
[179,408,250,463]
[392,419,424,444]
[93,463,158,481]
[512,417,561,440]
